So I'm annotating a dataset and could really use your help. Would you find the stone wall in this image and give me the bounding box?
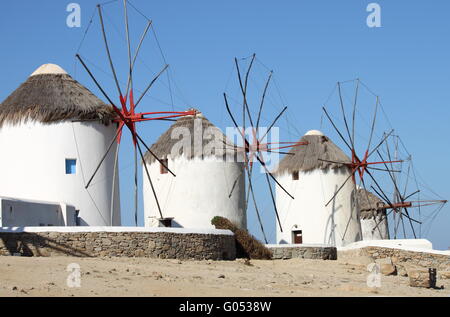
[268,245,337,260]
[339,246,450,271]
[0,231,236,260]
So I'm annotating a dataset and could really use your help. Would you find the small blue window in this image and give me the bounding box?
[65,159,77,174]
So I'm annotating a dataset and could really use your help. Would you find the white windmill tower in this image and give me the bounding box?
[274,130,362,247]
[142,110,247,229]
[356,188,390,240]
[0,63,120,226]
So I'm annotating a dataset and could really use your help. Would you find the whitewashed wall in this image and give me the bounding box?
[0,197,77,227]
[276,168,362,247]
[361,215,390,240]
[0,120,120,226]
[143,156,246,229]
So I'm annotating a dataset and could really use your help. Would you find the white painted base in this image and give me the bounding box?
[0,121,121,226]
[361,216,390,240]
[276,168,362,247]
[337,238,450,255]
[0,196,76,227]
[144,157,246,230]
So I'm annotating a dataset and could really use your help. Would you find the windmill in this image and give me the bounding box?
[75,0,195,225]
[223,54,307,243]
[371,133,447,239]
[319,79,419,237]
[321,79,446,239]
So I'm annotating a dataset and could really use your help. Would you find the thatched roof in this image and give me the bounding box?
[143,110,239,163]
[275,130,351,175]
[356,188,386,219]
[0,64,114,127]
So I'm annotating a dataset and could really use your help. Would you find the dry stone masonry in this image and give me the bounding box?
[0,230,236,260]
[268,245,337,260]
[351,246,450,272]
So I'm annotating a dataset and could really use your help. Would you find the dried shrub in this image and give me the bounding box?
[211,216,272,260]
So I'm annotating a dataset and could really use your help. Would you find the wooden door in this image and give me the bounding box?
[292,230,303,244]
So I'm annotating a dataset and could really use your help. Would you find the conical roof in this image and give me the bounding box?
[143,110,239,163]
[356,188,386,219]
[0,63,114,127]
[275,130,351,175]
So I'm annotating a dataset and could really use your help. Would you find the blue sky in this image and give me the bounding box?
[1,0,449,249]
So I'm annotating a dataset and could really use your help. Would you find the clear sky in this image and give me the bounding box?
[1,0,449,249]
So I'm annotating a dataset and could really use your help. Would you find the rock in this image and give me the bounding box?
[439,271,450,280]
[397,265,408,277]
[218,274,226,279]
[12,286,18,291]
[345,256,375,268]
[375,258,397,276]
[408,268,437,288]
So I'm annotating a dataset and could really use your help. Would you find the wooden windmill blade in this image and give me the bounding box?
[75,0,196,226]
[379,134,448,238]
[320,80,403,207]
[376,149,418,238]
[223,55,309,240]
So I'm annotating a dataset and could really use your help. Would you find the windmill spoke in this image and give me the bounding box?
[110,139,120,225]
[123,0,134,97]
[125,20,152,97]
[85,124,124,189]
[135,133,176,177]
[403,160,412,198]
[324,170,355,207]
[322,107,353,152]
[256,71,273,131]
[228,172,242,198]
[337,82,354,149]
[258,106,287,143]
[135,64,169,108]
[376,148,419,233]
[377,150,404,199]
[75,54,128,123]
[400,212,407,238]
[403,207,417,238]
[404,190,420,201]
[244,54,256,93]
[255,152,294,200]
[244,166,254,221]
[351,79,360,149]
[266,172,283,232]
[137,141,164,219]
[366,96,379,154]
[366,169,421,226]
[235,56,255,127]
[366,166,400,173]
[367,129,394,159]
[98,4,123,97]
[369,186,421,225]
[245,166,268,244]
[224,93,248,142]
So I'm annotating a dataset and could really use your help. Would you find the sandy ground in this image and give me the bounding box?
[0,256,449,297]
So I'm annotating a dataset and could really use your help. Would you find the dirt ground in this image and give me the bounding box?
[0,256,449,297]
